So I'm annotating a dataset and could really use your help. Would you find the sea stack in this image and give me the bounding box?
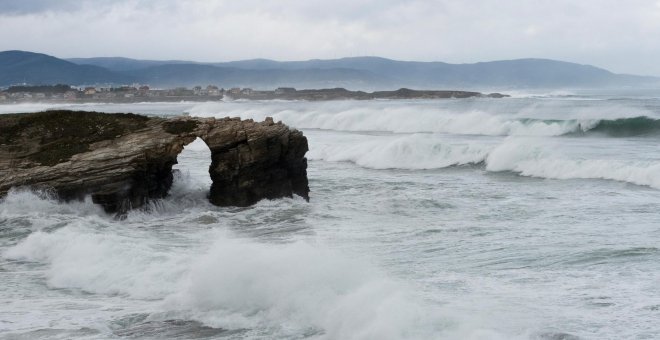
[0,110,309,213]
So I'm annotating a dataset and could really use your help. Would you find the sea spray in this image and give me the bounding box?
[309,134,490,169]
[0,188,105,221]
[3,98,660,339]
[310,134,660,190]
[4,223,191,299]
[186,99,658,137]
[164,235,441,339]
[486,139,660,189]
[194,104,586,136]
[4,221,444,339]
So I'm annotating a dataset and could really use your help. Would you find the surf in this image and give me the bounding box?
[310,134,660,190]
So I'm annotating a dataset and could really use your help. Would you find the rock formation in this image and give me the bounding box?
[0,110,309,213]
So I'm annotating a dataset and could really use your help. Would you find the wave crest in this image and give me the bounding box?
[312,135,660,189]
[190,101,660,137]
[579,116,660,137]
[4,227,441,339]
[309,134,488,169]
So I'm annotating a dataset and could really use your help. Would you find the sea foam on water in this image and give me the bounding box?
[2,96,660,339]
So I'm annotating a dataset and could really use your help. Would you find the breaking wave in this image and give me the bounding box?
[484,140,660,189]
[3,213,443,339]
[576,116,660,137]
[187,101,660,137]
[310,135,660,190]
[309,134,489,170]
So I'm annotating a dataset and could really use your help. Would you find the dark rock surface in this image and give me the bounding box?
[0,110,309,213]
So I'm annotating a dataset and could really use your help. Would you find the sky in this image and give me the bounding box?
[1,0,660,76]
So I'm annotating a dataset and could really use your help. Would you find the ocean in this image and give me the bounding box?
[1,91,660,339]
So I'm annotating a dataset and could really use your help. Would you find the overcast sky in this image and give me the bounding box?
[1,0,660,75]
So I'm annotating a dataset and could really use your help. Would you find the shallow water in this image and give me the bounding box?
[1,93,660,339]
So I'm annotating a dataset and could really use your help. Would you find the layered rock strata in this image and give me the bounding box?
[0,110,309,213]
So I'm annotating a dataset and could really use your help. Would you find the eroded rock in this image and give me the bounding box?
[0,110,309,213]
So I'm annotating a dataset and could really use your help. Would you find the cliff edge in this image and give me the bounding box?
[0,110,309,213]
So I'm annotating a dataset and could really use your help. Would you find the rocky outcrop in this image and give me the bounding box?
[0,110,309,213]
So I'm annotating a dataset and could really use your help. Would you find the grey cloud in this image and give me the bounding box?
[0,0,659,76]
[0,0,132,15]
[0,0,82,14]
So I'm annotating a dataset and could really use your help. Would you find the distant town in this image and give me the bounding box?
[0,84,508,103]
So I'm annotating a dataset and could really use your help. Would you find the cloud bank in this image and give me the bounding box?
[1,0,659,75]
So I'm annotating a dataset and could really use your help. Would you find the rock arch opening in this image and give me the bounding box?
[171,137,212,199]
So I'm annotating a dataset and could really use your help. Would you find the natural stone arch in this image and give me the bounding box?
[0,111,309,214]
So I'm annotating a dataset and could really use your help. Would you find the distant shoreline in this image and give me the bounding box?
[0,86,509,104]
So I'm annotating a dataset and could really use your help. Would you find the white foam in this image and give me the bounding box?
[4,224,188,299]
[4,225,442,339]
[0,188,104,219]
[167,236,440,339]
[485,139,660,189]
[171,137,213,194]
[191,103,581,136]
[309,134,489,169]
[310,134,660,190]
[3,98,653,137]
[184,99,655,136]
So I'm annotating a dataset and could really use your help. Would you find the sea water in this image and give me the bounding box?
[1,92,660,339]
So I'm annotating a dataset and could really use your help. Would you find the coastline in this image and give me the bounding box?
[0,87,509,105]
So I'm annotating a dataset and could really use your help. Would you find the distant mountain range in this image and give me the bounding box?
[1,50,658,89]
